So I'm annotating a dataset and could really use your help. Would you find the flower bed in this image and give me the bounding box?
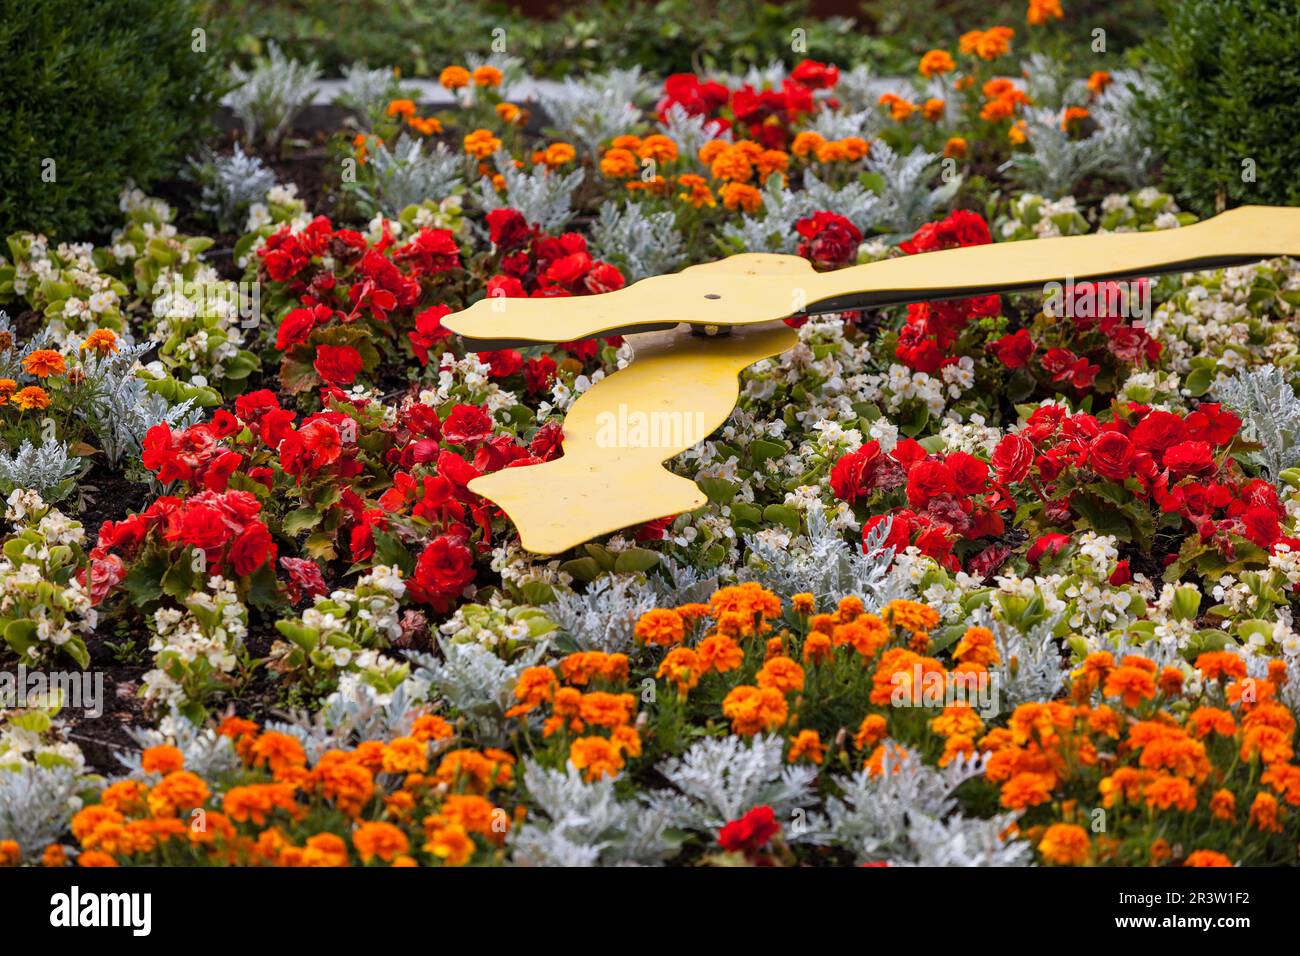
[0,1,1298,869]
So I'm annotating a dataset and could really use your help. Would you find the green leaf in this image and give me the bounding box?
[697,477,739,505]
[762,503,801,534]
[283,508,323,535]
[614,547,661,573]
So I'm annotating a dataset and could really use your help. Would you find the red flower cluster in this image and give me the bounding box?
[795,211,862,269]
[656,60,838,148]
[259,216,463,389]
[718,804,780,858]
[86,490,277,603]
[894,210,1001,374]
[989,401,1286,554]
[834,439,1004,571]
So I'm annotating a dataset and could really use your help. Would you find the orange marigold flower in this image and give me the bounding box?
[1210,789,1237,820]
[1038,823,1089,865]
[790,130,826,159]
[1027,0,1063,27]
[463,128,502,159]
[1261,763,1300,806]
[541,142,576,167]
[791,593,815,614]
[81,328,119,354]
[697,633,744,673]
[676,173,715,208]
[959,26,1015,61]
[710,146,753,183]
[1196,651,1248,682]
[76,851,119,868]
[302,832,350,867]
[382,736,429,774]
[223,783,300,825]
[1158,666,1185,696]
[757,655,805,694]
[1008,119,1028,144]
[803,631,833,665]
[922,97,946,122]
[939,733,976,767]
[1103,665,1157,708]
[507,665,558,716]
[919,49,956,77]
[386,98,417,118]
[943,136,967,159]
[1143,774,1198,812]
[439,65,471,90]
[249,731,307,776]
[855,714,888,750]
[12,385,49,411]
[883,599,939,636]
[0,840,18,866]
[599,146,640,178]
[954,626,1001,666]
[634,608,686,646]
[1241,725,1293,765]
[1061,106,1089,130]
[141,745,184,775]
[720,181,762,213]
[836,595,864,620]
[722,684,789,736]
[657,646,702,693]
[788,729,824,764]
[1000,771,1054,810]
[709,582,781,636]
[437,794,502,838]
[1185,850,1232,867]
[408,115,442,136]
[1088,70,1112,95]
[147,771,211,818]
[410,714,454,742]
[496,102,522,123]
[930,703,985,739]
[472,65,503,87]
[353,821,409,863]
[578,691,636,729]
[569,736,625,781]
[879,92,915,121]
[1249,791,1282,832]
[637,134,678,163]
[22,349,66,377]
[99,779,148,814]
[42,844,67,867]
[756,148,790,181]
[1186,706,1236,739]
[424,821,474,865]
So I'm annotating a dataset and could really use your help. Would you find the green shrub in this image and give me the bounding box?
[0,0,226,239]
[1139,0,1300,215]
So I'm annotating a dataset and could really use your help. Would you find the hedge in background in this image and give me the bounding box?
[1140,0,1300,215]
[0,0,225,239]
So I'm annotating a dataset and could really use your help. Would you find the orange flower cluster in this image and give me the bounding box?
[63,715,508,867]
[506,651,640,780]
[959,26,1015,61]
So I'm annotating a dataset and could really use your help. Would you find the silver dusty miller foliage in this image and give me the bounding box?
[868,143,960,237]
[188,144,279,232]
[118,708,240,780]
[1001,106,1120,199]
[78,343,200,468]
[538,68,649,157]
[0,765,89,863]
[476,155,585,234]
[226,42,322,152]
[351,134,463,217]
[545,575,659,654]
[510,761,683,866]
[333,62,406,125]
[825,744,1029,865]
[408,638,550,744]
[646,734,824,839]
[0,439,79,496]
[1215,364,1300,479]
[588,200,687,281]
[742,510,913,611]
